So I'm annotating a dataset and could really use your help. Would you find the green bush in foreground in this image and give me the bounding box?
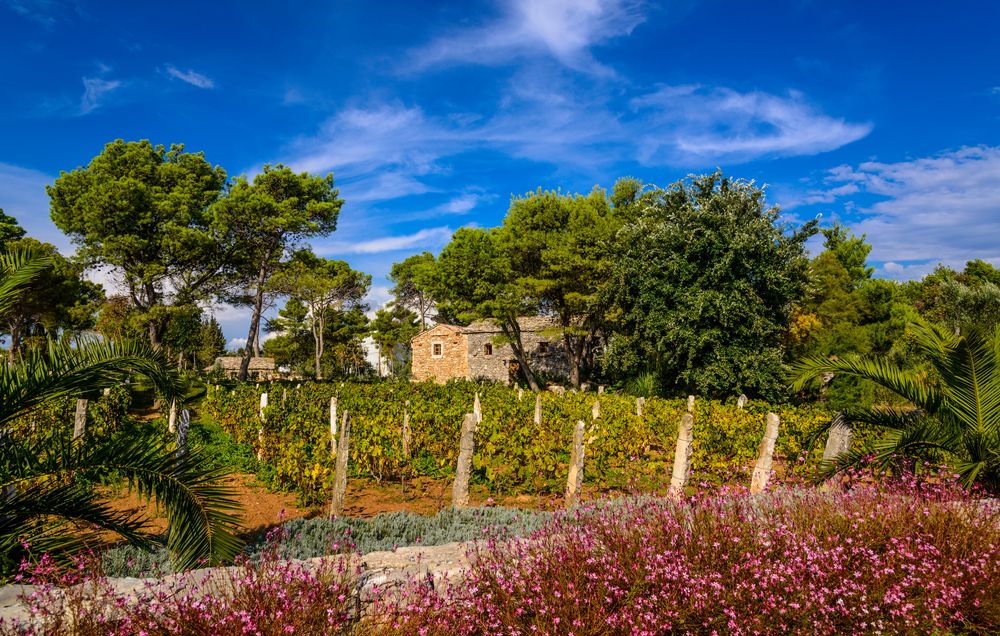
[101,506,551,577]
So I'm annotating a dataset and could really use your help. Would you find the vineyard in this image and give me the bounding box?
[204,381,840,504]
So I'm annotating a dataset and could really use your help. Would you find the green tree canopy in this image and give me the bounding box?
[370,305,420,377]
[210,165,343,380]
[1,237,103,361]
[607,172,817,400]
[0,208,25,249]
[48,140,227,348]
[433,227,544,390]
[389,252,437,331]
[498,186,623,387]
[269,248,370,379]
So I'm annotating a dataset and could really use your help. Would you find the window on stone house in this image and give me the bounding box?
[432,343,443,357]
[538,341,549,354]
[483,343,493,356]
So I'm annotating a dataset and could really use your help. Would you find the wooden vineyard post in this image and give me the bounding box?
[687,395,695,414]
[737,394,748,409]
[330,411,351,517]
[473,392,482,424]
[564,420,587,508]
[636,397,645,418]
[517,388,523,401]
[821,412,853,490]
[534,395,542,425]
[452,413,478,508]
[592,399,600,421]
[402,401,412,459]
[329,397,338,455]
[73,399,87,440]
[669,411,695,499]
[750,413,781,494]
[257,392,268,461]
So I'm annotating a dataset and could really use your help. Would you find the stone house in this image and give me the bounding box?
[410,317,571,384]
[206,356,280,381]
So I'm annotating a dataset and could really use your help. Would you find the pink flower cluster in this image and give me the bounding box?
[372,478,1000,635]
[3,529,359,636]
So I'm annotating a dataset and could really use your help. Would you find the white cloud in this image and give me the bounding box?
[0,162,71,250]
[630,85,872,163]
[165,65,215,89]
[227,337,248,349]
[322,226,455,255]
[80,76,122,114]
[406,0,645,75]
[806,146,1000,266]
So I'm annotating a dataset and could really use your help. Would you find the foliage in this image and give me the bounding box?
[607,172,818,400]
[0,208,26,248]
[388,251,437,331]
[372,480,1000,635]
[7,539,358,635]
[792,321,1000,492]
[47,139,227,347]
[210,164,343,380]
[0,247,242,577]
[204,380,833,504]
[270,248,370,380]
[103,505,551,577]
[0,237,103,360]
[431,227,546,389]
[369,305,420,377]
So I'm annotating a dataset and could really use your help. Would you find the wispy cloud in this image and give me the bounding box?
[79,76,121,113]
[2,0,71,26]
[631,85,872,163]
[406,0,645,76]
[321,226,455,255]
[800,146,1000,270]
[285,82,869,206]
[165,65,215,89]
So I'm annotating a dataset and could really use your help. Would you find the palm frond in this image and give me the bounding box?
[0,338,180,428]
[790,352,942,413]
[0,428,242,576]
[0,248,52,319]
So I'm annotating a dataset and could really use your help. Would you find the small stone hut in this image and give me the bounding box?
[206,356,279,380]
[410,317,570,384]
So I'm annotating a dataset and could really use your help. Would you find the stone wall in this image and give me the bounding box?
[466,332,511,383]
[466,330,572,385]
[411,326,469,383]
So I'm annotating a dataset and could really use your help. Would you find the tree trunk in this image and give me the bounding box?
[239,267,268,382]
[313,309,325,381]
[502,318,539,391]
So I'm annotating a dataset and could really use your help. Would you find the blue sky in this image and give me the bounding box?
[1,0,998,345]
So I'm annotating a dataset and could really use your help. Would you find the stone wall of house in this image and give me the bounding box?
[466,330,572,385]
[466,332,511,383]
[411,328,469,383]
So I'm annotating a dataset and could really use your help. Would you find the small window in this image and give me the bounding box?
[432,343,443,357]
[538,342,549,354]
[483,343,493,356]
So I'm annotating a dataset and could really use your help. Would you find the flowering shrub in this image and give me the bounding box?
[369,478,1000,635]
[204,381,836,502]
[3,529,359,636]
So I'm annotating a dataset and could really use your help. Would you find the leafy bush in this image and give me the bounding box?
[101,506,550,577]
[203,380,838,503]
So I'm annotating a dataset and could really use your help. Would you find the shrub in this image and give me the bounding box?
[101,506,551,577]
[370,478,1000,635]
